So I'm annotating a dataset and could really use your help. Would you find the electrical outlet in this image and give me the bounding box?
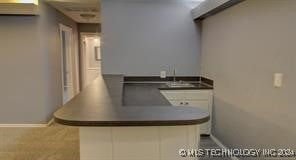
[160,71,166,78]
[274,73,283,87]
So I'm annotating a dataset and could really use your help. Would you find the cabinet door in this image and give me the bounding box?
[160,90,185,100]
[186,100,209,135]
[168,100,184,106]
[184,90,210,100]
[186,100,209,111]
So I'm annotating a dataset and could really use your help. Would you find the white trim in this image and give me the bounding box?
[0,118,54,128]
[60,24,73,104]
[46,118,55,126]
[87,67,100,70]
[210,134,240,160]
[59,23,80,104]
[0,124,48,128]
[208,90,213,134]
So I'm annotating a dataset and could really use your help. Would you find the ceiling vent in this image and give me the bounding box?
[80,13,96,20]
[46,0,100,23]
[64,7,99,13]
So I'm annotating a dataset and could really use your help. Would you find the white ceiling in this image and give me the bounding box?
[46,0,100,24]
[184,0,206,9]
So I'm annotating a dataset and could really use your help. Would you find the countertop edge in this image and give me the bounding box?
[54,116,210,127]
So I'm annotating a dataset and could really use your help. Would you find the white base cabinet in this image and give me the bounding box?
[80,126,200,160]
[160,90,213,135]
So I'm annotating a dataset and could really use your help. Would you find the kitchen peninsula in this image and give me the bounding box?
[54,75,210,160]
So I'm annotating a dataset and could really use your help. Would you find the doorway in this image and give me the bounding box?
[59,24,79,104]
[81,33,101,89]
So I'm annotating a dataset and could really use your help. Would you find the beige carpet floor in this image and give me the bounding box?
[0,123,79,160]
[0,123,227,160]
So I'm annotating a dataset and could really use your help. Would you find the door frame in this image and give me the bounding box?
[80,32,100,89]
[59,24,79,104]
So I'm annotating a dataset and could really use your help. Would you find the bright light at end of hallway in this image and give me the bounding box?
[94,38,100,44]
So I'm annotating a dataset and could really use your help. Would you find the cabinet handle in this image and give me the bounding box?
[180,102,183,105]
[185,102,189,105]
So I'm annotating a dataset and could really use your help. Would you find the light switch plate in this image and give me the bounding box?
[274,73,283,87]
[160,71,166,78]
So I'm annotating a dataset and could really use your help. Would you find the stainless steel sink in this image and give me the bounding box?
[166,81,195,88]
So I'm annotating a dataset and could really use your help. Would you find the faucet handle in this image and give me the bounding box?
[173,69,177,78]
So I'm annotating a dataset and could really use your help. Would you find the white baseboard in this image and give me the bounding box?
[210,134,240,160]
[0,118,54,128]
[46,118,55,126]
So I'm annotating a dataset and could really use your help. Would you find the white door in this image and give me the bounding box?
[82,34,101,88]
[60,24,76,104]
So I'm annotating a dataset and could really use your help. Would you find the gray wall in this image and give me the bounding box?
[101,0,201,76]
[0,0,78,123]
[200,0,296,157]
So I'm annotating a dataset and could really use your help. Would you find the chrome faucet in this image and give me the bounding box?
[173,69,176,83]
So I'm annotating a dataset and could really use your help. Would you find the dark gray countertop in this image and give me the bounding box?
[54,75,210,126]
[158,82,213,90]
[123,83,171,106]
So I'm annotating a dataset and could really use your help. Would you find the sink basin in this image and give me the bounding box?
[166,81,195,88]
